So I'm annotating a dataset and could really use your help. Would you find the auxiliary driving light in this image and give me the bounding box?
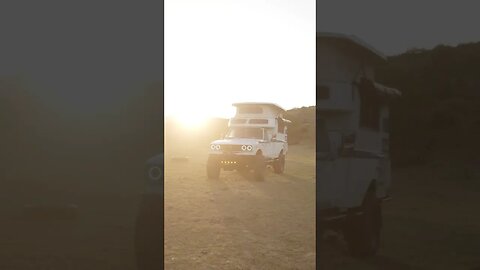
[221,161,237,164]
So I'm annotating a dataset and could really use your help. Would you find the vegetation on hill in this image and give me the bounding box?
[164,105,315,153]
[284,106,315,145]
[2,40,479,173]
[377,42,480,168]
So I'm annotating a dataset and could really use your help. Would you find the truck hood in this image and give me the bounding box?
[210,138,262,145]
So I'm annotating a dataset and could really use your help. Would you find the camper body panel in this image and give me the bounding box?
[316,36,395,213]
[316,31,400,257]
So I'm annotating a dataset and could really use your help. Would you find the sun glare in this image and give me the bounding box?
[174,113,208,129]
[165,0,315,121]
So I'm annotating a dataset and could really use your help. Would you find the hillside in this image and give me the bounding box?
[164,105,315,154]
[377,42,480,168]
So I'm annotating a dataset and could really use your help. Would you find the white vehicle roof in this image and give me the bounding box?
[317,32,387,63]
[232,102,286,114]
[229,102,291,127]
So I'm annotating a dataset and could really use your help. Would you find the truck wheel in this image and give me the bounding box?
[344,190,381,258]
[134,196,163,270]
[253,153,266,181]
[273,152,285,174]
[207,156,220,179]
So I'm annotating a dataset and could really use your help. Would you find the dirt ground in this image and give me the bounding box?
[2,141,479,269]
[164,143,316,270]
[0,153,143,270]
[319,165,480,270]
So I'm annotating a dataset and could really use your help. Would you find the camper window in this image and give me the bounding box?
[225,127,263,140]
[231,118,247,124]
[249,119,269,124]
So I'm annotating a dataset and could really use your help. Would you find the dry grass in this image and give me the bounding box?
[164,142,316,270]
[319,166,480,270]
[1,130,479,269]
[0,156,143,270]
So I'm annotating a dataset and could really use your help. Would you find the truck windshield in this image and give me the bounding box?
[225,127,263,139]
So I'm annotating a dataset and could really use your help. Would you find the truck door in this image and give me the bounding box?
[317,117,350,209]
[262,128,277,158]
[272,118,286,156]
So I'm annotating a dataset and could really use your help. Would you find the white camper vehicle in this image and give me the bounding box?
[317,32,401,257]
[207,102,291,181]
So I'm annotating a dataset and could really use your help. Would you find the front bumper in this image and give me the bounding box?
[209,153,256,170]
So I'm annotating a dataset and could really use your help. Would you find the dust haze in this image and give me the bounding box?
[164,107,316,269]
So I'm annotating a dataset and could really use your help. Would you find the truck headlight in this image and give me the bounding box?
[241,145,253,151]
[210,144,221,151]
[148,166,162,181]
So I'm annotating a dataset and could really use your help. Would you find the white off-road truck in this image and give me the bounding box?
[207,102,291,181]
[317,32,401,257]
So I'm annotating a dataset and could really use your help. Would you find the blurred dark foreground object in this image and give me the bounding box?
[134,194,163,270]
[135,153,164,269]
[21,204,79,220]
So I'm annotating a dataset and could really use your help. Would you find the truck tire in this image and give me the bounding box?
[207,156,220,179]
[273,152,285,174]
[253,152,266,181]
[134,195,163,270]
[344,190,381,258]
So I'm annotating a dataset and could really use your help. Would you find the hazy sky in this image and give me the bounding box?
[2,1,478,116]
[165,0,316,122]
[317,1,480,56]
[0,1,163,114]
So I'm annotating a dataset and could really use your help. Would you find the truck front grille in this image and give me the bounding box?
[220,145,242,152]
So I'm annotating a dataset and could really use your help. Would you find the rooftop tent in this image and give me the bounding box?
[232,102,286,116]
[317,32,401,100]
[316,32,387,64]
